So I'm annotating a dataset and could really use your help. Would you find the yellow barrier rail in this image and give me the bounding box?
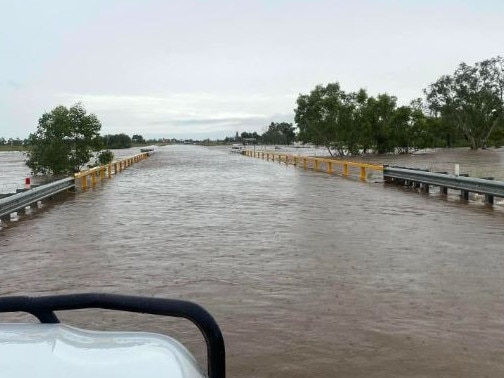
[243,150,383,181]
[74,152,149,189]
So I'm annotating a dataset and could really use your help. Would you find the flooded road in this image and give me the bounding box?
[2,145,504,377]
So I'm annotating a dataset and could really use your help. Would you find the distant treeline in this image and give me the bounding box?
[235,56,504,156]
[101,134,163,149]
[0,137,24,146]
[224,122,297,145]
[1,134,157,150]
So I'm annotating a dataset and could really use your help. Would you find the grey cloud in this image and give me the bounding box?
[148,113,294,128]
[149,117,266,127]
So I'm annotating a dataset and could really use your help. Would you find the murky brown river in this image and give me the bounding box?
[2,146,504,377]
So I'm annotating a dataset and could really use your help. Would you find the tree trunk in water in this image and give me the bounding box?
[482,117,501,148]
[469,135,478,150]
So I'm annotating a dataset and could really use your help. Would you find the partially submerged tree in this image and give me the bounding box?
[261,122,296,145]
[295,83,351,156]
[295,83,412,156]
[97,150,114,165]
[132,134,145,144]
[102,133,132,149]
[424,56,504,149]
[26,103,103,175]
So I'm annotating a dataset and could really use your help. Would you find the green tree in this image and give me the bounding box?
[295,83,368,156]
[96,149,114,165]
[361,94,398,154]
[295,83,344,155]
[26,103,102,175]
[7,138,23,146]
[261,122,296,145]
[102,133,132,149]
[132,134,145,144]
[424,56,504,149]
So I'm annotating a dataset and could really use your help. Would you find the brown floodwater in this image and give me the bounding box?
[2,146,504,377]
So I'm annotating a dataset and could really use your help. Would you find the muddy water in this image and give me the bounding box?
[2,146,504,377]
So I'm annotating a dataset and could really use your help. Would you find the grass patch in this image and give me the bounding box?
[0,145,26,152]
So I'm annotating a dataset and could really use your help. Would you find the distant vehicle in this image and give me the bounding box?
[140,146,156,155]
[229,144,244,154]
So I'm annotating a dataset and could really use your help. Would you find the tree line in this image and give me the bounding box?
[226,122,297,145]
[239,56,504,156]
[16,55,504,175]
[0,137,25,146]
[20,103,155,175]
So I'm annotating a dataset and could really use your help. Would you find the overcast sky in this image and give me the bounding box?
[1,0,503,140]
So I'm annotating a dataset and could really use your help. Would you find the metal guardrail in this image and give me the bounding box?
[243,150,383,181]
[0,177,75,219]
[383,166,504,202]
[74,152,149,190]
[1,153,150,221]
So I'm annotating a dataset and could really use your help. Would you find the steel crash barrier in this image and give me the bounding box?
[383,166,504,204]
[0,177,75,220]
[0,153,150,221]
[243,150,383,181]
[74,152,149,190]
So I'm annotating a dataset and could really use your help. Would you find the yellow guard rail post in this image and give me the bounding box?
[243,150,383,181]
[74,152,149,190]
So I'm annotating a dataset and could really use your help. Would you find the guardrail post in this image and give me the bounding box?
[461,190,469,200]
[314,159,319,171]
[293,156,298,166]
[360,166,366,181]
[486,194,495,204]
[303,158,307,169]
[343,163,349,177]
[100,167,105,180]
[327,161,333,174]
[91,171,97,186]
[483,177,495,204]
[108,164,112,178]
[81,175,87,190]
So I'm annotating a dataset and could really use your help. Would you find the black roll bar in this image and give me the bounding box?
[0,293,225,378]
